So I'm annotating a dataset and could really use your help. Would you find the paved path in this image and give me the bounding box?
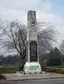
[0,78,64,84]
[2,72,64,80]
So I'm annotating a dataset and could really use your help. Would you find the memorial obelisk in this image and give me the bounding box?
[27,10,38,62]
[24,10,41,73]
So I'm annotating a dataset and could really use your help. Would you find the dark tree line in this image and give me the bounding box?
[39,47,64,66]
[0,55,21,66]
[0,47,63,67]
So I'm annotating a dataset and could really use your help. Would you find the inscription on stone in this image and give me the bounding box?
[30,41,37,62]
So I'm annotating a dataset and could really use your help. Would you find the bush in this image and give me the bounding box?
[46,66,64,74]
[0,74,6,79]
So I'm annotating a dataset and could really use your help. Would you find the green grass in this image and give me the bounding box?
[45,65,64,72]
[47,65,64,69]
[0,66,19,73]
[53,65,64,68]
[41,65,64,71]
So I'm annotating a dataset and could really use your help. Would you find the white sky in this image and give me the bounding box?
[0,0,64,55]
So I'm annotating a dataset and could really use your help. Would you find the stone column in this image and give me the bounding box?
[26,10,38,62]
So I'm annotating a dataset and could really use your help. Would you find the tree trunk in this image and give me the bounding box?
[19,52,26,71]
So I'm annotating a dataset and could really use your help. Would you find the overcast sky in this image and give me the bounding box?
[0,0,64,55]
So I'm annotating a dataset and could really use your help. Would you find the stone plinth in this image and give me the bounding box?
[24,62,41,74]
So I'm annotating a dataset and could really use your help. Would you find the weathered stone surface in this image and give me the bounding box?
[26,10,38,62]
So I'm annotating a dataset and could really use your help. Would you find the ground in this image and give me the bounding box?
[1,71,64,80]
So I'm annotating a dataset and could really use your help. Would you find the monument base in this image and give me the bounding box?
[24,62,42,74]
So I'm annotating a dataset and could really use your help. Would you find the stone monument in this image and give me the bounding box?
[24,10,41,73]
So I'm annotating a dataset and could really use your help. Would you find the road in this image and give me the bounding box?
[0,79,64,84]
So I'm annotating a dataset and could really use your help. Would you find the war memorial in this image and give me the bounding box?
[1,11,64,81]
[24,10,41,73]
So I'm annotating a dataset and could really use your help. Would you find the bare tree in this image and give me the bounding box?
[37,23,57,56]
[1,20,57,70]
[1,20,26,70]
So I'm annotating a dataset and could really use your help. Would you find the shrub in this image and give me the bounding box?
[0,74,6,79]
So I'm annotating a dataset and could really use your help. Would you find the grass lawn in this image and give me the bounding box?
[46,65,64,74]
[53,65,64,68]
[0,66,19,73]
[47,65,64,69]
